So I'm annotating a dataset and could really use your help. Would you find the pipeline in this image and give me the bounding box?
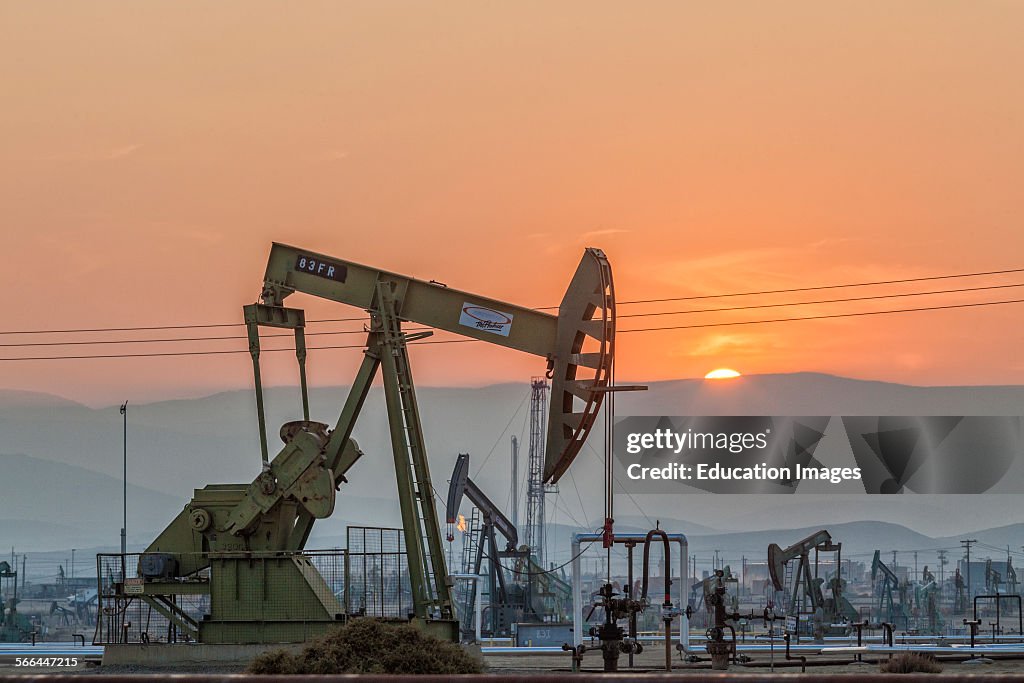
[560,643,586,671]
[974,593,1023,639]
[783,632,807,673]
[881,621,894,657]
[965,617,982,654]
[640,527,673,671]
[570,531,689,661]
[640,528,672,607]
[851,619,869,663]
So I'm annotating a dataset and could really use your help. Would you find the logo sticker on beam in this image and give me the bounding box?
[459,303,514,337]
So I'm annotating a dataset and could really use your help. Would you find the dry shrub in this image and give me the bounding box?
[248,648,301,675]
[248,619,484,675]
[879,652,943,674]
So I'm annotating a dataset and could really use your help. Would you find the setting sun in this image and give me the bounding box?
[705,368,742,380]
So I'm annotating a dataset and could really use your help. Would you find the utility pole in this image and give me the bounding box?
[119,401,129,589]
[742,555,747,598]
[120,401,128,580]
[937,549,947,585]
[961,539,977,600]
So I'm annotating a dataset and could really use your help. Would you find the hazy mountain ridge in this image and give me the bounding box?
[0,451,404,554]
[1,373,1022,554]
[0,452,181,550]
[621,373,1024,415]
[0,389,87,410]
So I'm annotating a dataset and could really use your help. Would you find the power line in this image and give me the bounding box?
[975,541,1024,558]
[4,266,1021,337]
[0,317,370,336]
[0,338,476,361]
[617,281,1024,320]
[473,390,531,478]
[0,329,379,348]
[9,280,1022,350]
[618,297,1024,334]
[2,296,1023,361]
[544,490,590,532]
[615,266,1024,305]
[496,537,598,578]
[582,440,655,530]
[566,468,590,532]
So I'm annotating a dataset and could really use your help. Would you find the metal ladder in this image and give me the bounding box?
[375,281,453,621]
[783,561,796,615]
[456,508,482,633]
[460,508,482,574]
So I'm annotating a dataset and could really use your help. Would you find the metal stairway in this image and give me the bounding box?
[456,508,482,635]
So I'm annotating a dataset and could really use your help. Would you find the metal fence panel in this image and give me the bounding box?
[345,527,412,619]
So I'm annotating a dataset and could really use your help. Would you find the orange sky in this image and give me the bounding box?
[2,1,1023,405]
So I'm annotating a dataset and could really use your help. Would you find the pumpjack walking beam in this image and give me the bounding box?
[245,243,616,628]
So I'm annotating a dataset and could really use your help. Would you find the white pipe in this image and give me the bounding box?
[572,536,582,648]
[482,646,566,655]
[570,532,689,653]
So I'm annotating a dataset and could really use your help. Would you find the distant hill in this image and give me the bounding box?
[0,518,95,552]
[934,522,1024,551]
[0,389,85,410]
[621,372,1024,416]
[0,450,408,555]
[1,372,1022,558]
[684,520,936,560]
[613,516,721,537]
[0,453,182,550]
